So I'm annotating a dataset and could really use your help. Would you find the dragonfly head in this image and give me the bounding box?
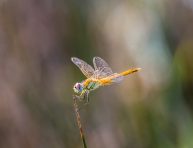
[73,82,84,94]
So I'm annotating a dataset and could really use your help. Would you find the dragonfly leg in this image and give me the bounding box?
[84,91,90,105]
[73,94,83,102]
[74,89,87,102]
[73,90,89,108]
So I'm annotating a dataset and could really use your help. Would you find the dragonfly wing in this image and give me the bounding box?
[99,73,124,86]
[110,73,124,83]
[93,57,113,78]
[71,57,95,78]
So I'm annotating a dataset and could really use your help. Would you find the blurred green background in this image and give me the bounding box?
[0,0,193,148]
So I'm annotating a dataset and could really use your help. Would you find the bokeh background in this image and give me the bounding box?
[0,0,193,148]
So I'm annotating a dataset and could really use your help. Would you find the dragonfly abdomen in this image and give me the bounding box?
[120,68,141,76]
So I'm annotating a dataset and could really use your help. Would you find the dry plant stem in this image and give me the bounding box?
[73,95,88,148]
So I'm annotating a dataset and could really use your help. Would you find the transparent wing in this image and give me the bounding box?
[113,76,124,83]
[110,73,124,83]
[93,57,113,78]
[71,57,95,78]
[99,73,124,86]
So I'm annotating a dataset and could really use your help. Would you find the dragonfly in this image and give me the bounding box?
[71,56,141,102]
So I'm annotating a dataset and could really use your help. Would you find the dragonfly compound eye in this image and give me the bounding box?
[73,83,83,94]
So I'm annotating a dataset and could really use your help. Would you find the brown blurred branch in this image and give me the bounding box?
[73,95,87,148]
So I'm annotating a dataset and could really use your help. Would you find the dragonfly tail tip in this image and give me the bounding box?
[137,68,142,71]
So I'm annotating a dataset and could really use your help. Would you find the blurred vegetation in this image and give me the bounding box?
[0,0,193,148]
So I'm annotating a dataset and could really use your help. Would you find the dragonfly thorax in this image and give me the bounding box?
[85,80,100,91]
